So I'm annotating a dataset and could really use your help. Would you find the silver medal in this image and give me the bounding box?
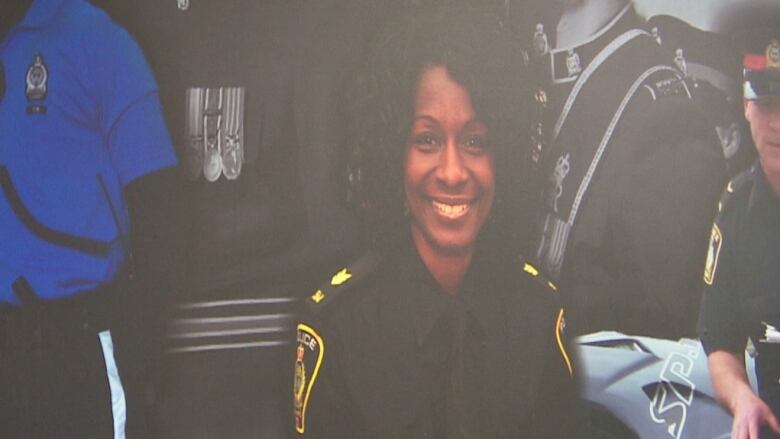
[220,87,245,181]
[185,88,205,180]
[202,88,223,182]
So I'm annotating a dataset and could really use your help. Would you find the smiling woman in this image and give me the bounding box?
[292,4,579,438]
[405,65,496,294]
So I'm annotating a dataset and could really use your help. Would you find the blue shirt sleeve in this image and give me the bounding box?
[92,17,177,186]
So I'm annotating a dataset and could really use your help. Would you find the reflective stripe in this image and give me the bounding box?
[98,330,127,439]
[555,309,573,377]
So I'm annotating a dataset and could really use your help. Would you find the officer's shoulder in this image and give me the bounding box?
[517,256,559,298]
[640,70,694,103]
[717,166,754,214]
[303,251,383,315]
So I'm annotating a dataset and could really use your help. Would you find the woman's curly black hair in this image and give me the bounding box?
[346,2,538,254]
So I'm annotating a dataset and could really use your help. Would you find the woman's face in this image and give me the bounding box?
[404,65,495,258]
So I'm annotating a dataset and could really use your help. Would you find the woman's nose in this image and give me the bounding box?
[436,143,468,187]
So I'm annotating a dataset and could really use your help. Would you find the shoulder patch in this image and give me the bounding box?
[306,251,382,311]
[521,258,558,293]
[294,323,325,435]
[703,223,723,286]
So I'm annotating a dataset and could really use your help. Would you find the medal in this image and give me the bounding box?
[220,87,245,181]
[202,88,223,182]
[185,88,206,180]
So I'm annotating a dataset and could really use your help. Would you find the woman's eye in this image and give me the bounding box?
[464,135,486,150]
[413,133,438,149]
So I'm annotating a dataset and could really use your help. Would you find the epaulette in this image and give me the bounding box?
[518,256,559,295]
[304,251,383,313]
[717,169,751,213]
[642,74,693,101]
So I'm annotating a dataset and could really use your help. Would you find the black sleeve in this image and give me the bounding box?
[565,95,726,339]
[123,167,185,294]
[294,315,363,439]
[530,307,581,438]
[697,210,747,355]
[118,167,184,365]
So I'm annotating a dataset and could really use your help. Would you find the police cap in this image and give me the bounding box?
[714,3,780,101]
[741,28,780,100]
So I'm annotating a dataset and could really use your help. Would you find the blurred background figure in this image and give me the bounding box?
[514,0,728,339]
[94,0,401,437]
[0,0,179,437]
[698,5,780,438]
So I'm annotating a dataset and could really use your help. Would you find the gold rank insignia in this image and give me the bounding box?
[523,263,539,277]
[330,268,352,286]
[294,324,324,434]
[703,223,722,286]
[310,290,325,304]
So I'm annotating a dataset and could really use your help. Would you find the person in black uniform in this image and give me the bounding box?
[525,0,728,339]
[698,24,780,439]
[292,5,577,439]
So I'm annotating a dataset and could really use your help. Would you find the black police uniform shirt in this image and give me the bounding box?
[532,5,727,339]
[698,162,780,411]
[293,239,576,438]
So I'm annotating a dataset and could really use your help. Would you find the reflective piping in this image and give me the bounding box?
[553,29,650,141]
[644,84,657,100]
[169,340,288,354]
[568,65,681,225]
[175,313,293,324]
[169,326,287,339]
[98,330,126,439]
[555,309,573,377]
[176,297,297,309]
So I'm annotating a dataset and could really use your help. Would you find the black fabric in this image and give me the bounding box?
[0,0,33,40]
[698,163,780,415]
[295,239,578,438]
[95,0,375,295]
[0,277,147,438]
[534,8,728,339]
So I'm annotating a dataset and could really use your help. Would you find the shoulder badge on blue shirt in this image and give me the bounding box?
[25,54,48,114]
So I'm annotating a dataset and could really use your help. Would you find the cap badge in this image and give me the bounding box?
[766,40,780,70]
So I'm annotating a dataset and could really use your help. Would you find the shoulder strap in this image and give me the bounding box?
[304,251,383,313]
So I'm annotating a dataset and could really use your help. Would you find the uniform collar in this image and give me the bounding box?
[398,238,497,347]
[544,4,642,85]
[19,0,69,29]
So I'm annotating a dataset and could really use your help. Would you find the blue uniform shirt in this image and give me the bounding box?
[0,0,177,303]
